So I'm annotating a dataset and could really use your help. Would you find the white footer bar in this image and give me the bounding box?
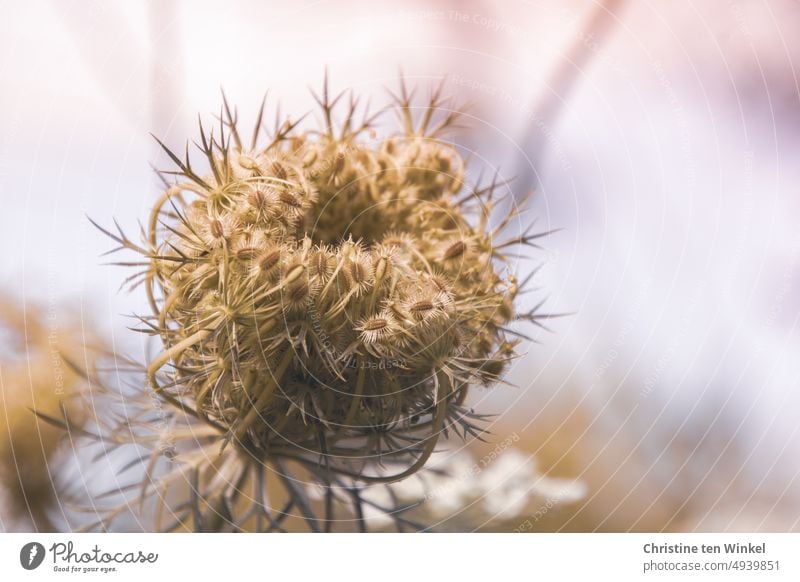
[1,533,798,581]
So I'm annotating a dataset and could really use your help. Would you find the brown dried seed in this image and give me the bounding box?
[349,261,366,283]
[410,300,434,313]
[236,247,259,260]
[288,280,309,303]
[311,251,333,278]
[248,188,267,209]
[362,318,388,331]
[271,161,288,179]
[331,155,345,175]
[443,240,466,260]
[210,219,225,239]
[259,250,281,272]
[278,190,301,208]
[429,274,449,292]
[316,253,328,274]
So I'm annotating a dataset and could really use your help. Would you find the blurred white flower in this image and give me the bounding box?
[327,447,586,529]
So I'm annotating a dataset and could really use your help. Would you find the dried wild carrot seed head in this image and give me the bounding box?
[129,79,543,487]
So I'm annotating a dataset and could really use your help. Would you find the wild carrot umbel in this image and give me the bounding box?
[85,77,553,531]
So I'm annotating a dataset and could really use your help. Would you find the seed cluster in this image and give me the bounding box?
[137,84,530,480]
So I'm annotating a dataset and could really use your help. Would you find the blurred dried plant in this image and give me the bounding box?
[60,77,552,532]
[0,293,91,531]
